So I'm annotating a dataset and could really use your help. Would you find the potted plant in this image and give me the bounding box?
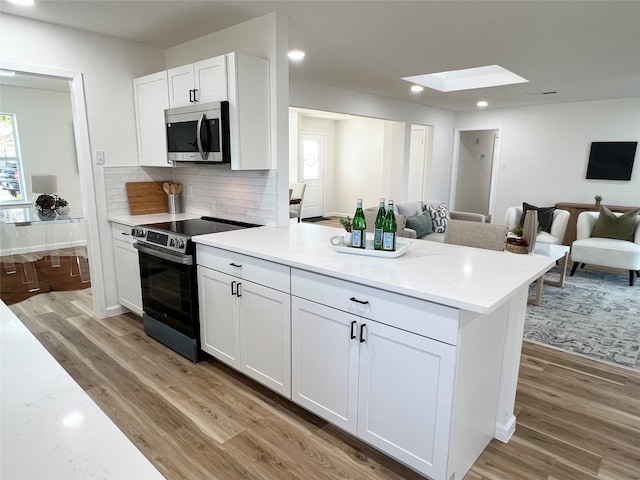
[339,216,353,245]
[55,196,70,216]
[594,195,602,207]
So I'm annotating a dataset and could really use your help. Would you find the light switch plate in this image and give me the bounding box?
[95,150,105,165]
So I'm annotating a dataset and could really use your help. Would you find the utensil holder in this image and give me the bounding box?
[168,194,181,214]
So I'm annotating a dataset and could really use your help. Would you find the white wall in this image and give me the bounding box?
[1,13,166,317]
[291,79,457,203]
[0,85,82,214]
[334,117,385,213]
[455,98,640,223]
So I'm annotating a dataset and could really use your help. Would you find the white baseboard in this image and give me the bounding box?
[494,414,516,443]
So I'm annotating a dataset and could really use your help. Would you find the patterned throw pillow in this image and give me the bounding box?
[427,203,450,233]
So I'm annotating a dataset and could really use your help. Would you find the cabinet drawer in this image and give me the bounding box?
[111,222,137,245]
[291,269,459,345]
[196,245,290,293]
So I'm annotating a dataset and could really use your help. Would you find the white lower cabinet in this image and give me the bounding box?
[291,275,457,480]
[197,259,291,397]
[111,223,142,316]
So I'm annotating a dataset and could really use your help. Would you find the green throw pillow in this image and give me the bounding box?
[406,211,433,238]
[591,206,640,241]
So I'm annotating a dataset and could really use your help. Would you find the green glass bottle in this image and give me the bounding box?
[373,197,385,250]
[351,198,367,248]
[382,200,397,252]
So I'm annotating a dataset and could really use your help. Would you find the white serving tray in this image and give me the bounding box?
[330,236,410,258]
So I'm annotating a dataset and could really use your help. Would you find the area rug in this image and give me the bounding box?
[0,256,91,305]
[525,265,640,372]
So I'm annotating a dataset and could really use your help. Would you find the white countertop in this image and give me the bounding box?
[194,223,556,314]
[0,301,164,480]
[108,212,201,226]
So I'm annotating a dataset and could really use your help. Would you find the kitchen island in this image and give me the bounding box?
[193,223,555,480]
[0,301,164,480]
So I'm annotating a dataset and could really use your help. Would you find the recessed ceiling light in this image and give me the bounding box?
[7,0,35,6]
[402,65,528,92]
[288,50,306,62]
[410,85,424,93]
[477,101,488,108]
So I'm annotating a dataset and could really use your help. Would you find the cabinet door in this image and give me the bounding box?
[113,240,143,316]
[291,297,359,433]
[227,53,271,170]
[197,267,240,368]
[357,320,456,480]
[167,64,195,108]
[194,55,227,103]
[238,280,291,397]
[133,71,170,166]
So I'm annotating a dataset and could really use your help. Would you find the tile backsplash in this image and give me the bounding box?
[104,165,276,225]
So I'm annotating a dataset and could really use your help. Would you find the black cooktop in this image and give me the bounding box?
[143,216,260,238]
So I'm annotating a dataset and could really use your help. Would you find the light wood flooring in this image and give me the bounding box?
[9,290,640,480]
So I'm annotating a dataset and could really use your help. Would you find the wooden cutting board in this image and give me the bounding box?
[125,181,169,215]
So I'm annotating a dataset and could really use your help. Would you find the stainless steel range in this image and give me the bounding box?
[133,216,259,362]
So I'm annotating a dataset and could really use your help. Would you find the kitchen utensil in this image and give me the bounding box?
[163,182,171,195]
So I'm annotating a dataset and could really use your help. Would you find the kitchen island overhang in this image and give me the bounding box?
[194,223,554,315]
[193,223,556,479]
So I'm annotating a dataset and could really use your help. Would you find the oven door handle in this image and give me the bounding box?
[134,243,193,266]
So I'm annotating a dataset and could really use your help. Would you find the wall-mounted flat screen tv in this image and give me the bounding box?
[586,141,637,180]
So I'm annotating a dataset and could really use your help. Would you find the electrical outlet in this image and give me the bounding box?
[95,150,105,165]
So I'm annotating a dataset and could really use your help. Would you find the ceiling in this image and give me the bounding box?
[1,0,639,112]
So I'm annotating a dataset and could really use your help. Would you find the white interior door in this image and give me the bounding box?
[300,133,325,219]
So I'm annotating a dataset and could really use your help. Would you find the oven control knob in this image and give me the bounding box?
[169,238,177,248]
[177,239,185,249]
[131,227,145,237]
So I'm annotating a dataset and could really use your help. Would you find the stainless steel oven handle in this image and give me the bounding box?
[134,243,193,266]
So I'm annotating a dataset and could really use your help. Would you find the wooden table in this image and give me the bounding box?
[555,202,640,246]
[527,244,570,306]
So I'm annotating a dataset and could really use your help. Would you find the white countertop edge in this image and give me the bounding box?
[193,225,556,314]
[0,301,164,479]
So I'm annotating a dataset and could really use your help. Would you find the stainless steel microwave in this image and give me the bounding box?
[165,101,230,163]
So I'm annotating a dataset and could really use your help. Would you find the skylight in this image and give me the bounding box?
[402,65,528,92]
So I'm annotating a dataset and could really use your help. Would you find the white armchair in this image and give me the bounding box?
[570,211,640,286]
[505,206,570,245]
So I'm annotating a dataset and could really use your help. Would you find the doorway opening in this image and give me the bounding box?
[0,60,104,316]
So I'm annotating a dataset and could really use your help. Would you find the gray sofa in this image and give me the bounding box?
[364,200,486,242]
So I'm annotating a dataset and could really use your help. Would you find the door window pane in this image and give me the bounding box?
[302,139,319,180]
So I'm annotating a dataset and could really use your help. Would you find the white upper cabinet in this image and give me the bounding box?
[226,53,270,171]
[167,55,227,108]
[133,71,170,167]
[134,52,270,169]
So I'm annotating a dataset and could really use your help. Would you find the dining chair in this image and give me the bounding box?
[289,183,306,222]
